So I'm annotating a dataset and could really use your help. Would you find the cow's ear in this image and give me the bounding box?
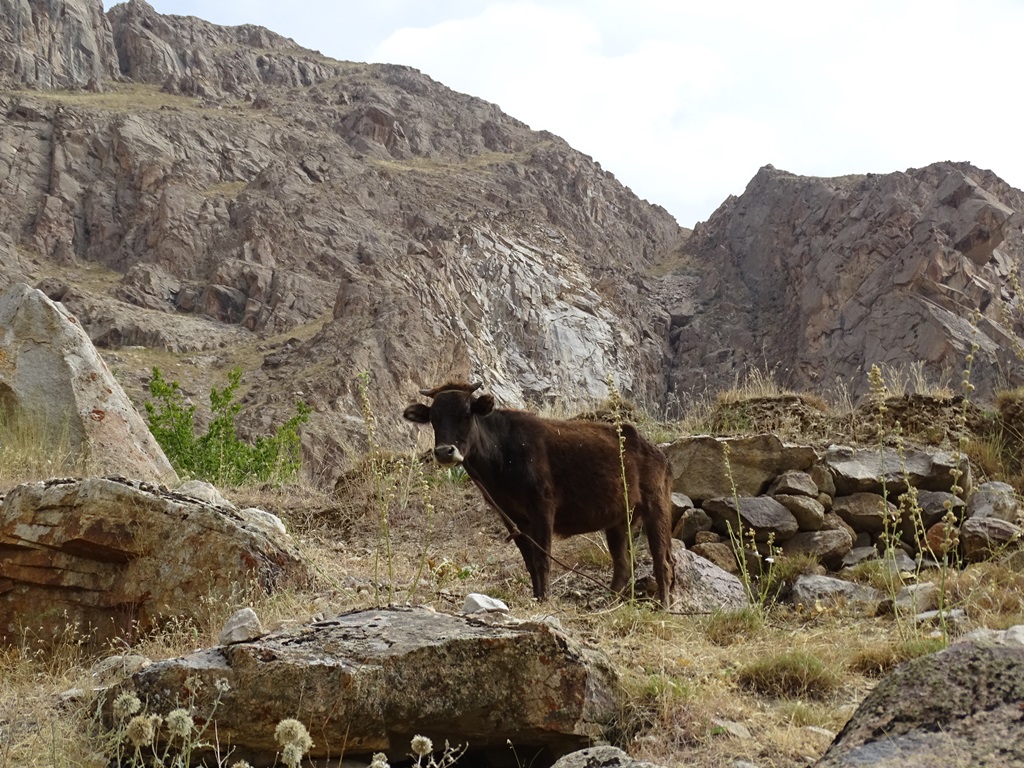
[471,393,495,416]
[403,403,431,424]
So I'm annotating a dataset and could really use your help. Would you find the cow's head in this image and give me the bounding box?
[403,381,494,466]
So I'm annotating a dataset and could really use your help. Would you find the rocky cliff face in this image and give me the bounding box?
[0,0,684,471]
[0,0,118,89]
[1,0,1023,479]
[671,163,1024,401]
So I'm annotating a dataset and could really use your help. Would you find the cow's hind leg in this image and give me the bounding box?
[605,521,631,595]
[638,500,675,609]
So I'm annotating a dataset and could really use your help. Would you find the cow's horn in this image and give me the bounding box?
[419,387,433,396]
[469,381,483,392]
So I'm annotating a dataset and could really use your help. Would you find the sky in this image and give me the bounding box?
[104,1,1024,227]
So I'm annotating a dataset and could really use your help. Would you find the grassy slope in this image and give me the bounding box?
[3,370,1024,768]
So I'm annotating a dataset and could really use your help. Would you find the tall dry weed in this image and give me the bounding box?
[0,406,84,490]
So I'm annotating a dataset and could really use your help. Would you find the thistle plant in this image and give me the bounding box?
[605,373,637,604]
[867,365,905,602]
[410,735,467,768]
[101,676,233,767]
[275,718,313,768]
[366,736,466,768]
[722,441,756,606]
[930,320,982,638]
[406,457,437,604]
[357,370,397,606]
[998,257,1024,361]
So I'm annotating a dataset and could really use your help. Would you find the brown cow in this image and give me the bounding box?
[403,382,675,608]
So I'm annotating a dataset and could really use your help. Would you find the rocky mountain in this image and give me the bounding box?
[0,0,686,473]
[1,0,1022,479]
[672,163,1024,401]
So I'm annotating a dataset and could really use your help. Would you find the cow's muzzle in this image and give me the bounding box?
[433,445,464,465]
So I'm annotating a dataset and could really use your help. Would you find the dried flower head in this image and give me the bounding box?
[113,692,142,720]
[230,762,254,768]
[214,677,232,693]
[411,735,433,757]
[165,708,194,739]
[370,753,390,768]
[126,714,156,748]
[275,718,313,751]
[282,743,305,768]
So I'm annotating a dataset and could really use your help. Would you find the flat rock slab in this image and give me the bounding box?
[110,607,622,765]
[552,746,665,768]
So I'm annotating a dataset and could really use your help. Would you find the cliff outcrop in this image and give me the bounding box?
[0,0,685,470]
[672,163,1024,400]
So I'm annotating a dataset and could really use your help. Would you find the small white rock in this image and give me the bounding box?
[176,480,234,508]
[240,507,288,536]
[219,607,264,645]
[460,593,509,614]
[1004,624,1024,647]
[712,718,752,740]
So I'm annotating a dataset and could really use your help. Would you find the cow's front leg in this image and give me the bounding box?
[528,519,552,600]
[509,532,541,595]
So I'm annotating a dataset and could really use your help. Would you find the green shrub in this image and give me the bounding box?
[145,367,310,486]
[703,607,764,646]
[848,636,946,677]
[737,649,841,699]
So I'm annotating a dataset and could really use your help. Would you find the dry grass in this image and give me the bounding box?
[4,379,1024,767]
[736,649,842,699]
[872,361,954,399]
[847,636,947,677]
[3,83,202,112]
[5,456,1007,768]
[0,407,85,491]
[714,366,805,405]
[199,180,249,199]
[370,141,554,177]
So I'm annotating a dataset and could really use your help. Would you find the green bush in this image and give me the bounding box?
[737,649,841,699]
[145,367,310,486]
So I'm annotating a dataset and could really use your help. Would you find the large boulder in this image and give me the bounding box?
[959,517,1023,563]
[552,746,665,768]
[780,529,853,570]
[664,434,816,501]
[817,636,1024,767]
[788,575,882,608]
[108,607,622,766]
[832,492,899,534]
[636,540,747,613]
[773,493,826,530]
[0,283,178,485]
[965,481,1019,523]
[703,495,799,542]
[0,477,307,646]
[824,444,971,497]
